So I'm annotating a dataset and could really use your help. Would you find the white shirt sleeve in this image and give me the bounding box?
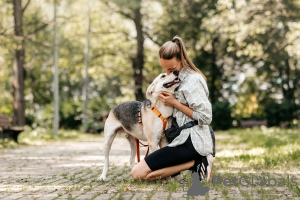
[182,75,212,125]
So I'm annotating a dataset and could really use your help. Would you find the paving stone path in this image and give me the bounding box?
[0,136,299,200]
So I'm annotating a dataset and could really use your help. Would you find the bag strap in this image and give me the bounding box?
[181,120,198,129]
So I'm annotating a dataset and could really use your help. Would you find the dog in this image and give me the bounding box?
[98,71,180,181]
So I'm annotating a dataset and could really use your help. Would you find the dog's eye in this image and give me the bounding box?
[161,75,166,78]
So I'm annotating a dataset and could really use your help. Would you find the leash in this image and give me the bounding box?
[135,103,169,163]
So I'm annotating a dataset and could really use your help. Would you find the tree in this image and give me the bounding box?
[53,0,59,135]
[12,0,48,126]
[12,0,27,126]
[103,0,145,101]
[230,0,300,123]
[82,0,91,131]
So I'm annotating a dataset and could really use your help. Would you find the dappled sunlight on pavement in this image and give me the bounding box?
[0,132,299,199]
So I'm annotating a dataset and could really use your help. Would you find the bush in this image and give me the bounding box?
[30,100,82,130]
[265,100,298,127]
[59,99,82,129]
[211,101,233,130]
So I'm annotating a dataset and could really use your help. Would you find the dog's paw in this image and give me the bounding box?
[97,175,106,181]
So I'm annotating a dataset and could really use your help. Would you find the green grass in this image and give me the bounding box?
[19,126,101,141]
[165,179,181,192]
[207,126,300,199]
[216,127,300,171]
[0,126,103,148]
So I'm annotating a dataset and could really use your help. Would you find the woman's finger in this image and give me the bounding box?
[159,94,165,99]
[161,92,170,97]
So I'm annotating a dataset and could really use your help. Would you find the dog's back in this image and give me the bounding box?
[112,101,141,131]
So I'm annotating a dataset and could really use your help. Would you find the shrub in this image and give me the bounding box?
[211,101,233,130]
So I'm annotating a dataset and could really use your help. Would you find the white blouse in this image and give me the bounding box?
[167,67,214,156]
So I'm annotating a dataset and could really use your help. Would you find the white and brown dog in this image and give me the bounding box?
[98,71,180,181]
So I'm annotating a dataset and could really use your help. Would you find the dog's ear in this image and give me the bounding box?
[146,83,154,99]
[146,74,162,99]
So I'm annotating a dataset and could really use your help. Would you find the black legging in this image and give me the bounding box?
[145,125,215,172]
[144,134,204,171]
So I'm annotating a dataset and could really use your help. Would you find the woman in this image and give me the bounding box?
[131,36,215,182]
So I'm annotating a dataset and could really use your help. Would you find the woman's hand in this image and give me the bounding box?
[159,91,178,106]
[160,91,194,118]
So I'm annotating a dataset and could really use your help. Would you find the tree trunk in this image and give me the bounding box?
[82,0,91,131]
[53,0,59,135]
[210,37,218,104]
[132,0,144,101]
[12,0,25,126]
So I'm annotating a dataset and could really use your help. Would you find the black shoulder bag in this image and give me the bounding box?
[162,118,198,143]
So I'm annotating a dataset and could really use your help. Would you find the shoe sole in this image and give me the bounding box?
[206,154,214,181]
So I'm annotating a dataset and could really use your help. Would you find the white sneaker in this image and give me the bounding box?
[206,154,214,181]
[197,154,214,181]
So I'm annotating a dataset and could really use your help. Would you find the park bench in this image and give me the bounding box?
[0,114,24,143]
[240,120,267,128]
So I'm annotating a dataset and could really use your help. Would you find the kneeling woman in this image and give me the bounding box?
[131,36,215,181]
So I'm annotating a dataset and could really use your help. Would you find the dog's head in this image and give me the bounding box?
[146,71,180,100]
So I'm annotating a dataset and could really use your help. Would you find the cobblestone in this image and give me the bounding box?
[0,136,299,199]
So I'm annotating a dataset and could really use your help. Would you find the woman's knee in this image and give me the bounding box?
[131,165,142,181]
[131,160,151,181]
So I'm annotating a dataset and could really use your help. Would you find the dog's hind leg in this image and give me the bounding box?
[98,113,121,181]
[124,134,137,168]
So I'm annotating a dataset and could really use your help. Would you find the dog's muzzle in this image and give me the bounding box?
[163,77,180,88]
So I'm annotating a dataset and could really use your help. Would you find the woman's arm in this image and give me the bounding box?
[159,75,212,125]
[182,76,212,125]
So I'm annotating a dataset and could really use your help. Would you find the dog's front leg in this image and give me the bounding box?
[148,140,159,154]
[144,129,160,154]
[143,118,162,154]
[159,136,169,148]
[124,134,137,168]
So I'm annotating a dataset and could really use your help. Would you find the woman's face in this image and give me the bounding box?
[159,57,182,75]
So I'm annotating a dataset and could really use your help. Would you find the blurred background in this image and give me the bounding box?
[0,0,299,136]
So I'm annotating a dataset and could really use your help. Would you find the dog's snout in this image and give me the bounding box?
[173,71,179,76]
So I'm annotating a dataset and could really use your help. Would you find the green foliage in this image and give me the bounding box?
[265,100,298,127]
[212,101,233,130]
[20,126,83,140]
[0,126,92,148]
[0,0,299,130]
[34,103,55,129]
[59,99,82,129]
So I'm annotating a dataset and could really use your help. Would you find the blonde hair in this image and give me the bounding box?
[159,36,207,81]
